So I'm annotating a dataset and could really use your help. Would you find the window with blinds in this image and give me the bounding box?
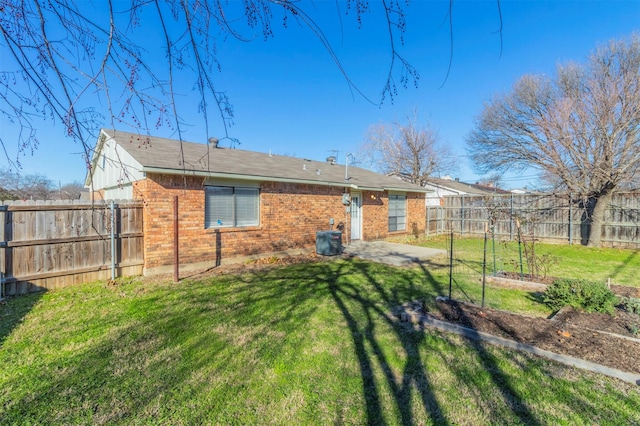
[388,194,407,232]
[205,186,259,228]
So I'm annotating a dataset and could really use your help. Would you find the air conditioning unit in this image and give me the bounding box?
[316,231,343,256]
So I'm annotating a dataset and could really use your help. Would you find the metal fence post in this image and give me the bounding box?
[110,201,116,281]
[448,230,453,300]
[482,231,488,308]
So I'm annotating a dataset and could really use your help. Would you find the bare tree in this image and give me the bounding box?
[477,172,504,189]
[57,181,85,200]
[0,168,54,200]
[358,111,456,186]
[0,1,425,172]
[467,35,640,247]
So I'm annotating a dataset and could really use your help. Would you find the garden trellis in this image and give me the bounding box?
[427,192,640,248]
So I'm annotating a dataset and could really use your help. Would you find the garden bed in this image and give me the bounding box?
[489,272,640,298]
[421,299,640,375]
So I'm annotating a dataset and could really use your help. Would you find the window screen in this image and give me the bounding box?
[388,194,407,232]
[205,186,259,228]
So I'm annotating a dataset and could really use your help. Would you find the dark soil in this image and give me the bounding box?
[424,300,640,375]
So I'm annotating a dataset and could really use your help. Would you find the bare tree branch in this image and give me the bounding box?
[358,109,456,186]
[467,34,640,246]
[0,0,422,170]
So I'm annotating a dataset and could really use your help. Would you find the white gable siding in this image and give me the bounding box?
[104,184,134,199]
[424,184,462,206]
[87,132,144,199]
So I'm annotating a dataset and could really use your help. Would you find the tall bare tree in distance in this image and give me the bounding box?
[467,34,640,247]
[0,168,53,200]
[359,110,456,186]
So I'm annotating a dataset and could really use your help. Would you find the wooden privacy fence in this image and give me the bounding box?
[1,200,143,296]
[426,192,640,248]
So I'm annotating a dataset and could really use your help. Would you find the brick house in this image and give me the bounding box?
[86,129,428,274]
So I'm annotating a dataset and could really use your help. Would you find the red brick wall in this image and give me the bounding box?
[135,174,425,270]
[362,191,387,240]
[361,191,426,240]
[407,192,427,237]
[134,174,208,270]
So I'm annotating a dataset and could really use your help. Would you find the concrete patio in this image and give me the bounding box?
[343,241,446,267]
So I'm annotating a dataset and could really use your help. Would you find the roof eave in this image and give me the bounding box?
[358,185,431,193]
[142,166,362,189]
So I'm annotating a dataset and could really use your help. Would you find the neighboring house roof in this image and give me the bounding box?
[87,129,429,193]
[424,177,509,195]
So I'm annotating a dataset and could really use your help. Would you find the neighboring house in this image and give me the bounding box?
[423,177,509,206]
[86,129,429,274]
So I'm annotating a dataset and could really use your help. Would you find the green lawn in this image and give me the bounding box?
[1,258,639,424]
[415,235,640,288]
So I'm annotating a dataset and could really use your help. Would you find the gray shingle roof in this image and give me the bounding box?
[425,177,507,195]
[101,129,428,192]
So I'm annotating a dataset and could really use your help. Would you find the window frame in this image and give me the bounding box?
[388,193,407,232]
[204,185,260,229]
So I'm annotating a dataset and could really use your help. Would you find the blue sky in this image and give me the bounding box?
[2,0,639,188]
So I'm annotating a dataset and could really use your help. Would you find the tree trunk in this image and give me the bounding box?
[587,191,614,247]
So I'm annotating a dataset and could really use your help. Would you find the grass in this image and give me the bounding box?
[1,258,639,425]
[415,235,640,288]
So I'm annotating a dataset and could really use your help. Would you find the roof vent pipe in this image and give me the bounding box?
[208,137,219,148]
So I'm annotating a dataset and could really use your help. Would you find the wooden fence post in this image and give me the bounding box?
[568,193,573,245]
[460,195,465,236]
[173,196,179,283]
[509,194,514,241]
[0,204,8,299]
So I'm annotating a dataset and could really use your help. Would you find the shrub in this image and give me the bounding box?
[620,297,640,315]
[544,278,618,315]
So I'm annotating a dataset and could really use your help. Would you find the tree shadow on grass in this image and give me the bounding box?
[333,255,542,425]
[2,259,638,424]
[609,249,639,282]
[433,299,541,425]
[0,291,44,347]
[327,259,449,425]
[0,266,330,424]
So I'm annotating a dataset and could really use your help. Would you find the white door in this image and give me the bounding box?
[350,192,362,240]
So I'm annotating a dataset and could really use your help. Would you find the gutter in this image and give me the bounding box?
[142,167,430,194]
[143,166,359,188]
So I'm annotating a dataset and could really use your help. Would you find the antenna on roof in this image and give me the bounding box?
[345,153,355,181]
